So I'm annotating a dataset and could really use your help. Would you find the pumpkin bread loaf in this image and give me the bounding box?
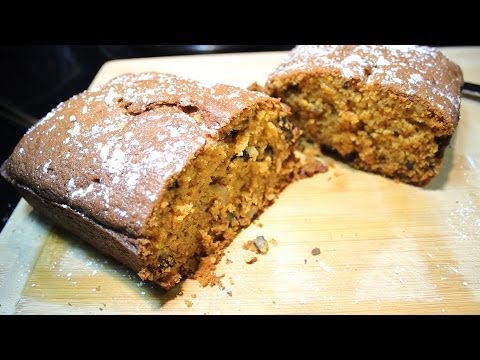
[1,72,308,289]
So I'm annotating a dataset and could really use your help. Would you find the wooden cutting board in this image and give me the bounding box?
[1,47,479,314]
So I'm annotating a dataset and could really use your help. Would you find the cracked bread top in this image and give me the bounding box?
[266,45,464,128]
[3,72,277,238]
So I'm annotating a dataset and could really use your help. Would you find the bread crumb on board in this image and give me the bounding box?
[243,236,270,254]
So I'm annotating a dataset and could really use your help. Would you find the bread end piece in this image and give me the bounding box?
[265,45,464,186]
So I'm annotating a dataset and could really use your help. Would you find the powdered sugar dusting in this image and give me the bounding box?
[71,183,95,199]
[104,87,118,105]
[270,45,463,121]
[105,148,126,174]
[68,122,81,137]
[43,160,52,174]
[125,173,140,191]
[67,178,75,191]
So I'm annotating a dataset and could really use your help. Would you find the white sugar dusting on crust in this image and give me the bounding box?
[67,178,75,191]
[14,72,272,235]
[43,160,52,174]
[270,45,463,121]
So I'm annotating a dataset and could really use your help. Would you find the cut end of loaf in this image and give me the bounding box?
[268,73,456,186]
[136,101,302,289]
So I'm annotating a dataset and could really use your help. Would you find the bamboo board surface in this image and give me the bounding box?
[1,47,479,314]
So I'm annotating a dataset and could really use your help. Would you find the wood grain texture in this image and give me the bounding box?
[1,47,479,314]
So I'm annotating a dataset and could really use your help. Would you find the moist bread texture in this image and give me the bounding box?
[1,72,306,289]
[265,45,464,186]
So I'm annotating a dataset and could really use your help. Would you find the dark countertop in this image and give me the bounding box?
[0,45,294,231]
